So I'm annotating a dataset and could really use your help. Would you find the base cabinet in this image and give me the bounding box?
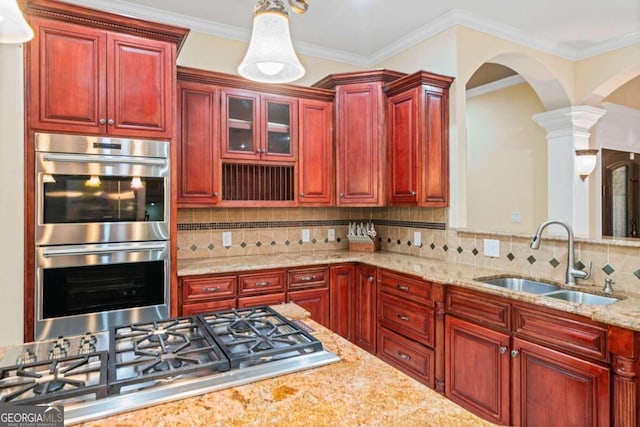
[445,288,612,426]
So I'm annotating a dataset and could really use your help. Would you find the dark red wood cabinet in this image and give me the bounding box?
[29,17,174,138]
[298,99,333,205]
[329,264,356,342]
[445,288,612,426]
[177,81,220,205]
[287,266,330,328]
[385,71,454,206]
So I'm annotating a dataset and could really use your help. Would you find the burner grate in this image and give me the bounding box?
[198,306,323,369]
[108,316,230,394]
[0,352,108,405]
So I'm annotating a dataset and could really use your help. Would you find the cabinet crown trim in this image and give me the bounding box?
[384,71,455,96]
[22,0,190,51]
[313,69,407,89]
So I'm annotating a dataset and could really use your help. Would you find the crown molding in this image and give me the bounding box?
[466,74,526,98]
[62,1,639,67]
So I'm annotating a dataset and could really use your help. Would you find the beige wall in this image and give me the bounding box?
[466,82,547,233]
[0,44,25,346]
[177,31,364,86]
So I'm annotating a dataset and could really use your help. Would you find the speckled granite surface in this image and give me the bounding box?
[72,315,495,427]
[178,250,640,332]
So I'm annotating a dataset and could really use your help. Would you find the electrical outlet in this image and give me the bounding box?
[511,211,521,223]
[301,229,310,242]
[483,239,500,257]
[222,232,232,247]
[328,229,336,241]
[413,231,422,246]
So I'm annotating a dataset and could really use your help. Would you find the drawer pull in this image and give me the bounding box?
[300,275,316,282]
[255,281,272,287]
[396,284,409,292]
[202,286,221,293]
[397,351,411,361]
[396,313,410,322]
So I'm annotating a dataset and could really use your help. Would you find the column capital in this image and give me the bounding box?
[532,106,606,142]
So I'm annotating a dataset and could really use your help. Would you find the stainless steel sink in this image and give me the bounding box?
[476,277,561,294]
[543,290,619,305]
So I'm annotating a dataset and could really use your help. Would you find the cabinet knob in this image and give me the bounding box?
[339,192,344,198]
[213,192,219,197]
[107,119,114,126]
[499,346,508,354]
[99,118,106,125]
[511,349,520,358]
[397,351,411,361]
[368,276,375,283]
[411,191,417,196]
[299,192,304,197]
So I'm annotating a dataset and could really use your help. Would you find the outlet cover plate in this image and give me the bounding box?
[222,232,232,247]
[301,229,310,242]
[484,239,500,257]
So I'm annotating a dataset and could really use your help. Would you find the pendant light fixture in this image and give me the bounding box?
[238,0,308,84]
[0,0,34,44]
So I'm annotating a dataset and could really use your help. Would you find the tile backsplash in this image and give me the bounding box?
[177,207,640,295]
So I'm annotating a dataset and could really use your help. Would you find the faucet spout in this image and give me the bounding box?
[530,220,591,286]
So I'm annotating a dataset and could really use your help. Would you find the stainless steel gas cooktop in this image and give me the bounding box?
[0,306,339,425]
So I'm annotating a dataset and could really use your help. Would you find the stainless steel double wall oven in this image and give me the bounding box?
[34,133,170,340]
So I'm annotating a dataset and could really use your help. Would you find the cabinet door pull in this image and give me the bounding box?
[368,276,375,283]
[107,119,114,126]
[339,192,344,198]
[202,286,220,293]
[396,313,410,321]
[99,118,106,125]
[255,281,272,287]
[299,192,305,197]
[410,191,417,196]
[397,351,411,361]
[511,350,520,358]
[396,284,409,292]
[499,346,508,354]
[300,275,316,282]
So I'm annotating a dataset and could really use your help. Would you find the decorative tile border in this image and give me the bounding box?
[178,219,446,231]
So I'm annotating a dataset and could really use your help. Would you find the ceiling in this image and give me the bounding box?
[66,0,639,67]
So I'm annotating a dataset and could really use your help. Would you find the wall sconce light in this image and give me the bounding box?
[0,0,34,44]
[575,149,598,180]
[238,0,308,84]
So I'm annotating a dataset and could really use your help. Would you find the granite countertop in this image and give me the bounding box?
[178,250,640,332]
[68,305,495,427]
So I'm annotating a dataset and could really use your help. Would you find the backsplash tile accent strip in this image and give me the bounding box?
[178,219,446,232]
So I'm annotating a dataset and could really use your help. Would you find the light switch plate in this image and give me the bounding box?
[413,231,422,246]
[328,229,336,241]
[222,232,232,247]
[483,239,500,257]
[511,211,521,223]
[301,229,310,242]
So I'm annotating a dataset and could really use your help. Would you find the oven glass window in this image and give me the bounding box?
[42,261,165,318]
[42,175,165,223]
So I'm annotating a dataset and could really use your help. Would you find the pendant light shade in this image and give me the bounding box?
[238,0,305,84]
[0,0,34,44]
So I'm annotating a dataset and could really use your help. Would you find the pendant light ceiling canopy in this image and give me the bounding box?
[0,0,34,44]
[238,0,308,84]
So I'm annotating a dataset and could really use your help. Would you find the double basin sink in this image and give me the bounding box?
[476,277,620,306]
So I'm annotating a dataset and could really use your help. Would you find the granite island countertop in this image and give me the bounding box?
[178,250,640,332]
[66,309,496,427]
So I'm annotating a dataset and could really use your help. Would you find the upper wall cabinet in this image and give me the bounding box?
[176,67,335,207]
[385,71,454,207]
[221,89,298,162]
[24,1,189,139]
[314,70,405,206]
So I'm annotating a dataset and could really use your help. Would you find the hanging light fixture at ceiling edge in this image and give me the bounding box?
[0,0,34,44]
[238,0,308,84]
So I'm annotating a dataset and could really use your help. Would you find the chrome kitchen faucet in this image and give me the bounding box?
[530,220,592,286]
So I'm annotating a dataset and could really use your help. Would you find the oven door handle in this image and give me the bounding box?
[41,243,167,257]
[42,152,167,167]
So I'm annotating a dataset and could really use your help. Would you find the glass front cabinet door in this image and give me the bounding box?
[221,89,297,162]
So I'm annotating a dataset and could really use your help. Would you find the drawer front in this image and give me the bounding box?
[238,292,286,308]
[288,267,329,290]
[379,293,434,347]
[182,275,237,303]
[446,288,510,332]
[513,304,609,363]
[239,270,286,295]
[379,270,432,305]
[181,299,236,316]
[377,327,435,388]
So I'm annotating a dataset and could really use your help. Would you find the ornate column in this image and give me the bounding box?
[532,106,605,236]
[608,326,638,427]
